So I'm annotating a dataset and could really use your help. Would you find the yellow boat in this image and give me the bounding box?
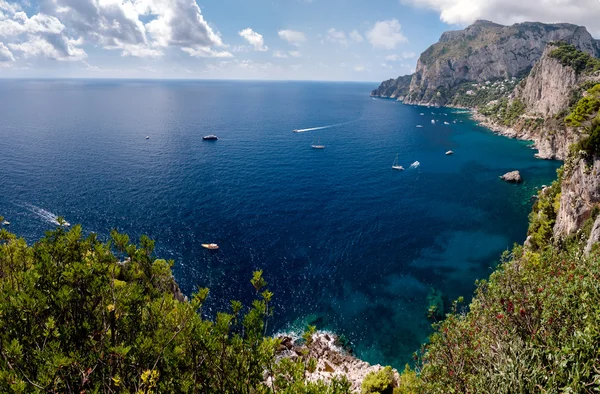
[202,243,219,250]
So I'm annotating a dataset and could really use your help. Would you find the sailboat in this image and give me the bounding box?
[311,138,325,149]
[392,154,404,171]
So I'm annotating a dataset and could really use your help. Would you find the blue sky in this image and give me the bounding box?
[0,0,599,81]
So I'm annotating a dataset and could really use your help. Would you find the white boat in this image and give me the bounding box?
[2,220,9,226]
[446,150,454,155]
[203,135,218,140]
[311,138,325,149]
[431,120,436,124]
[293,129,302,133]
[202,243,219,250]
[416,125,423,128]
[145,136,150,139]
[63,221,71,227]
[392,154,404,171]
[420,113,425,116]
[410,161,420,169]
[444,121,450,125]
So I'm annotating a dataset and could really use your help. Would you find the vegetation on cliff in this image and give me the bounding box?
[0,224,350,393]
[549,42,600,74]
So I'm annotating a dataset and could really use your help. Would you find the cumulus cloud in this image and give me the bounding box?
[288,50,302,58]
[278,29,306,46]
[366,19,407,49]
[238,28,267,51]
[273,50,288,58]
[0,41,14,61]
[0,5,86,61]
[385,52,416,61]
[39,0,230,58]
[401,0,600,34]
[349,30,364,43]
[353,65,365,72]
[326,28,347,46]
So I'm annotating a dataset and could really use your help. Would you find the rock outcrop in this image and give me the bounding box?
[501,171,523,183]
[554,157,600,238]
[276,332,399,393]
[376,20,599,107]
[371,74,413,99]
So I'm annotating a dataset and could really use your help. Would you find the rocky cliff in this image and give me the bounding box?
[371,74,413,99]
[377,20,599,107]
[473,44,600,160]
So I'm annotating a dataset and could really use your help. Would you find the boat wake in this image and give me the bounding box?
[294,120,357,133]
[24,204,70,226]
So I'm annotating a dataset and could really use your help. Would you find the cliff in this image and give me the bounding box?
[370,74,413,99]
[473,44,600,160]
[376,20,599,107]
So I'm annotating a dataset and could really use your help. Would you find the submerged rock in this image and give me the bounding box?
[501,171,523,183]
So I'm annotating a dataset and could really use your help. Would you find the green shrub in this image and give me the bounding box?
[0,227,350,393]
[549,42,600,74]
[362,366,396,394]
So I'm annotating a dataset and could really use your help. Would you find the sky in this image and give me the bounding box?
[0,0,599,81]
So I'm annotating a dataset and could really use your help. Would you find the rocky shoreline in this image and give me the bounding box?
[275,332,400,393]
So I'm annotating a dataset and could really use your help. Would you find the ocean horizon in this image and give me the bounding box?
[0,79,561,368]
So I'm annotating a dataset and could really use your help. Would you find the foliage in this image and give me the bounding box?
[527,170,563,250]
[361,366,395,394]
[549,42,600,74]
[0,227,349,393]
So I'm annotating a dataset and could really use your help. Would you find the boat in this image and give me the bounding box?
[410,161,420,169]
[446,150,454,155]
[416,125,423,128]
[293,129,301,133]
[311,138,325,149]
[444,121,450,125]
[2,220,9,226]
[431,120,436,124]
[145,136,150,139]
[63,221,71,227]
[203,135,218,140]
[392,154,404,171]
[202,243,219,250]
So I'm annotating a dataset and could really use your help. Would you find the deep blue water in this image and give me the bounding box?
[0,79,560,367]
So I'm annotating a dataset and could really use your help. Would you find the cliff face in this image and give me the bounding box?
[390,20,599,106]
[554,158,600,238]
[371,74,413,99]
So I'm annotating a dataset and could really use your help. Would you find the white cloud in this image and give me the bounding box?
[400,0,600,35]
[349,30,364,43]
[238,27,267,51]
[181,47,233,58]
[0,41,14,61]
[278,29,306,46]
[381,63,393,69]
[326,28,347,46]
[40,0,228,58]
[288,50,302,58]
[353,65,365,72]
[273,50,288,58]
[0,6,86,61]
[366,19,407,50]
[385,52,416,61]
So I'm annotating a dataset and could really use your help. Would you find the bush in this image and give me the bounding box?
[0,227,350,393]
[362,366,396,394]
[549,42,600,74]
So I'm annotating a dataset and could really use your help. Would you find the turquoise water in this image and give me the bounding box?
[0,80,560,367]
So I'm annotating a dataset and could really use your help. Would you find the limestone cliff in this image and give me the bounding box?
[473,44,599,160]
[377,20,599,107]
[371,74,413,99]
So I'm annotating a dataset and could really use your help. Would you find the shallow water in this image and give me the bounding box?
[0,80,560,367]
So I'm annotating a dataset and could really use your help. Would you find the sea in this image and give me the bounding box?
[0,79,561,368]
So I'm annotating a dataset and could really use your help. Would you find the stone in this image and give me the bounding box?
[501,171,523,183]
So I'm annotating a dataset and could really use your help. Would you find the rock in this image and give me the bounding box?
[584,215,600,255]
[400,21,599,106]
[501,171,523,183]
[371,75,413,99]
[275,332,400,393]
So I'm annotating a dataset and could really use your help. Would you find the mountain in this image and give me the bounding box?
[373,20,600,106]
[370,74,412,99]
